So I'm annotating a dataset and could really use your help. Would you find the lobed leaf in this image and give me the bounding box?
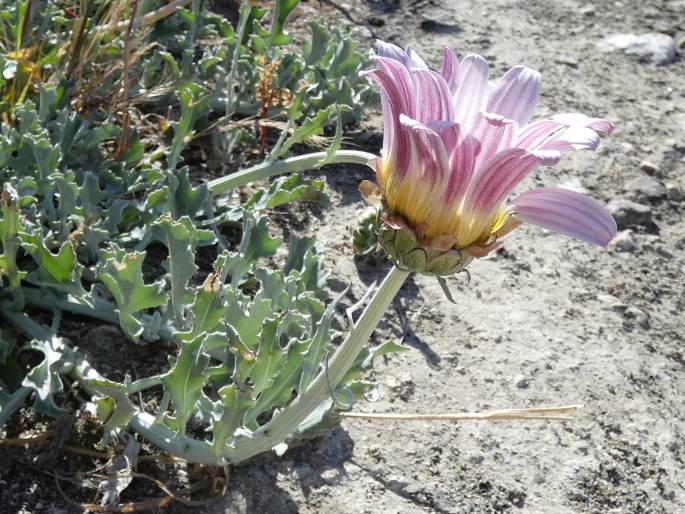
[225,212,282,285]
[86,378,136,432]
[97,246,166,341]
[148,215,200,327]
[21,337,72,418]
[161,334,210,436]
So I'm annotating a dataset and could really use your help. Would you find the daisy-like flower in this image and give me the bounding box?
[360,40,617,276]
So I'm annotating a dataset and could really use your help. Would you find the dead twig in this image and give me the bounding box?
[52,468,221,512]
[0,429,56,446]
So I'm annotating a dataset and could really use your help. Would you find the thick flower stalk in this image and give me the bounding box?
[360,41,617,275]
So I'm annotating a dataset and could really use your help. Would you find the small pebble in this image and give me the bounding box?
[627,174,666,201]
[639,160,659,174]
[555,55,579,67]
[579,4,596,16]
[624,306,650,329]
[655,245,675,259]
[607,199,653,228]
[597,294,628,312]
[666,183,684,201]
[612,230,637,252]
[515,375,530,389]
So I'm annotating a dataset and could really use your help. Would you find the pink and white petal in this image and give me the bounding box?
[400,114,450,185]
[444,134,480,204]
[362,68,410,116]
[406,47,429,69]
[486,65,541,126]
[510,187,617,246]
[539,126,600,152]
[413,69,455,123]
[534,149,562,166]
[463,148,552,218]
[518,118,607,152]
[427,120,461,150]
[362,56,416,118]
[516,119,566,150]
[551,113,615,134]
[440,47,460,94]
[427,120,478,203]
[374,40,410,66]
[470,112,519,172]
[379,91,412,176]
[453,54,490,129]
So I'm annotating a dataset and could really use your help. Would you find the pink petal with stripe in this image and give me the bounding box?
[517,114,611,152]
[453,54,490,129]
[539,126,600,152]
[440,47,460,94]
[400,114,450,186]
[362,63,414,175]
[551,113,615,134]
[427,120,479,203]
[406,47,429,69]
[516,119,565,150]
[486,65,541,126]
[413,69,455,124]
[374,40,410,66]
[510,187,617,246]
[367,56,416,113]
[378,91,412,176]
[463,148,557,218]
[470,112,519,173]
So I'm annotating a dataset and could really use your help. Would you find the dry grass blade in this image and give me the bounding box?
[340,405,582,422]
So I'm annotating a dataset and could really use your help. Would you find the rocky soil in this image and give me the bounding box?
[2,0,684,512]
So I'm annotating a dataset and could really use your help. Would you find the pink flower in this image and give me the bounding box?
[360,40,617,258]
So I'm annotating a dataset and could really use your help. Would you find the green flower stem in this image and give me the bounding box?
[206,150,377,195]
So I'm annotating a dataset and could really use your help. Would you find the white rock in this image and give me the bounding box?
[611,230,637,252]
[600,33,677,65]
[607,199,653,228]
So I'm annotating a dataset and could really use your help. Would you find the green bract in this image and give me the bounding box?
[379,221,474,277]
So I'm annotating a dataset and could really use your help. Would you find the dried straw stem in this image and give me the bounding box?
[95,0,193,33]
[341,405,581,422]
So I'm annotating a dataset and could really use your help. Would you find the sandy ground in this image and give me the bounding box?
[2,0,684,512]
